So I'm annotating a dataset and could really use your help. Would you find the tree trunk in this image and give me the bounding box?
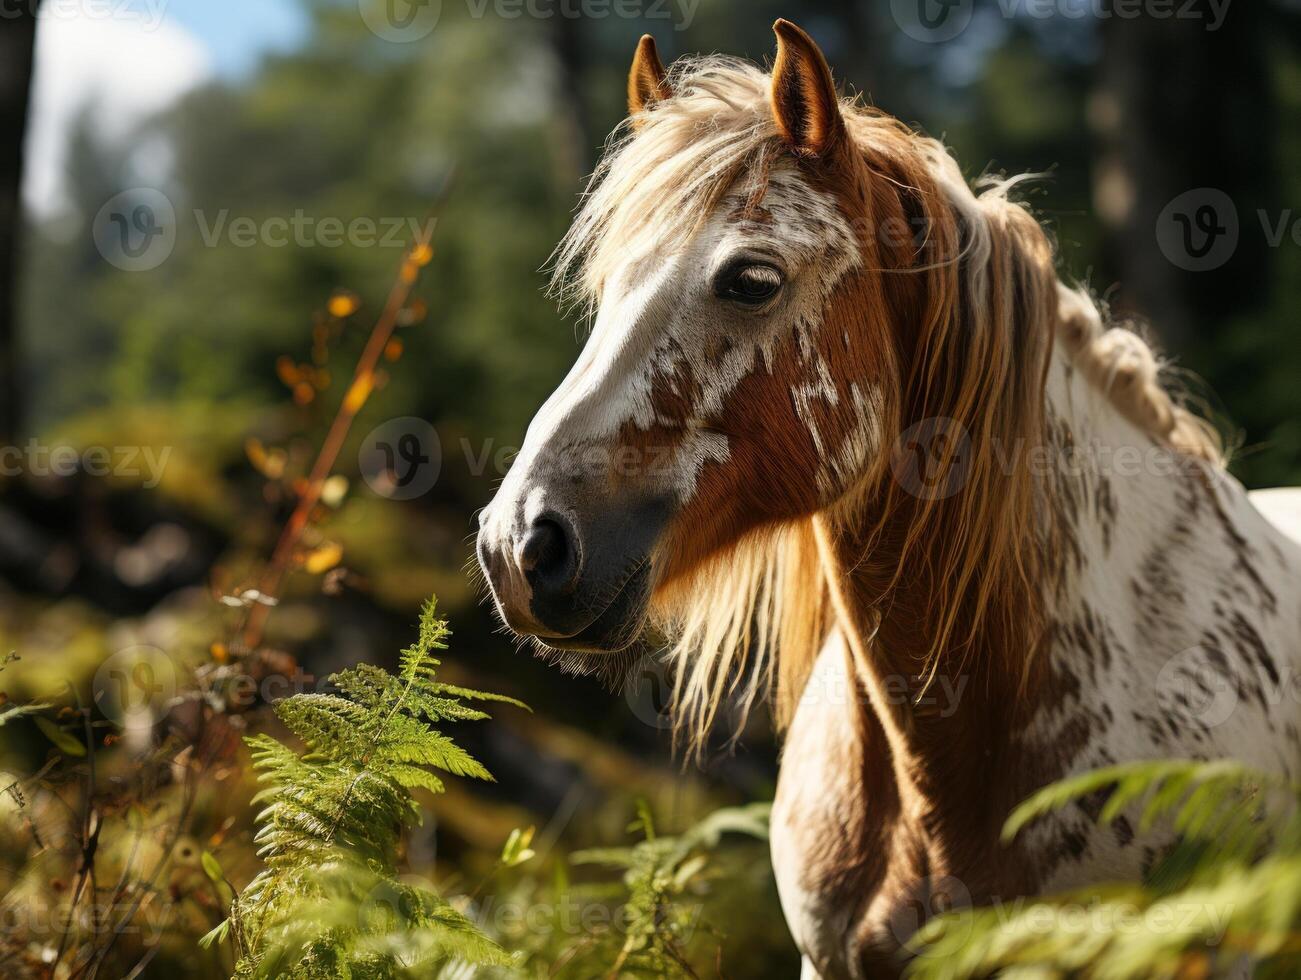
[1090,3,1274,346]
[0,6,40,444]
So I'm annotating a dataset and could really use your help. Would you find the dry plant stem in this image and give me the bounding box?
[239,209,442,653]
[549,937,598,976]
[80,739,216,980]
[52,690,97,971]
[120,943,161,980]
[664,938,700,980]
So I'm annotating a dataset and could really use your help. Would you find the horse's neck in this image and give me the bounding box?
[809,343,1225,887]
[1030,345,1300,785]
[776,338,1301,970]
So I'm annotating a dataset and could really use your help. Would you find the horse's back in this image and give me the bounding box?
[1249,487,1301,548]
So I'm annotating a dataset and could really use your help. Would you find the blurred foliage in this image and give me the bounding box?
[19,0,1301,493]
[484,801,775,978]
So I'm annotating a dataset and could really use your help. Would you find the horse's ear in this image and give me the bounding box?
[770,19,847,159]
[628,34,672,121]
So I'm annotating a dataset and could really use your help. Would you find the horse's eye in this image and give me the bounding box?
[716,263,783,306]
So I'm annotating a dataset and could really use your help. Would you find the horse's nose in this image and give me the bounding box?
[478,510,585,637]
[517,516,580,601]
[478,492,669,651]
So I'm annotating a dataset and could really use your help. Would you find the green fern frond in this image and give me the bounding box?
[221,597,524,979]
[910,759,1301,979]
[1002,759,1281,845]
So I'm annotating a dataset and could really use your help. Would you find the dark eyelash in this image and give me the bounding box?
[714,261,784,305]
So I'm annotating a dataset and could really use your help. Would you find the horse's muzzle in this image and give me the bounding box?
[476,495,669,653]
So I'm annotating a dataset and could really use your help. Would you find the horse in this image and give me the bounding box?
[476,20,1301,977]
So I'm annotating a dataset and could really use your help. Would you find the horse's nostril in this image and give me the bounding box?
[519,518,577,590]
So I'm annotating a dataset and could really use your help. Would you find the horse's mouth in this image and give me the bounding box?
[530,560,653,654]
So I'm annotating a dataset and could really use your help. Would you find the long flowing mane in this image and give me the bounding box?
[551,56,1224,753]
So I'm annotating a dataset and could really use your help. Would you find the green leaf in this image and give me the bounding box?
[198,918,230,949]
[34,716,85,757]
[201,850,225,884]
[501,826,536,867]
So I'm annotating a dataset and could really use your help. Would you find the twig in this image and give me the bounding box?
[52,688,99,969]
[238,185,450,653]
[80,737,213,980]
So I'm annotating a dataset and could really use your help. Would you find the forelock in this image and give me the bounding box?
[550,57,783,313]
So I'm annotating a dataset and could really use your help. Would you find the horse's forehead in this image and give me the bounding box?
[710,164,855,259]
[610,159,857,289]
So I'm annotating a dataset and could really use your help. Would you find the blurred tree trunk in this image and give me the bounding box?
[0,6,40,444]
[1090,3,1273,346]
[821,0,883,106]
[547,16,594,181]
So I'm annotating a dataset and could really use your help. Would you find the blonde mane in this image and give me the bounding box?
[552,56,1225,754]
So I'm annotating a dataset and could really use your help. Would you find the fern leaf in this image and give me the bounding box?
[224,596,523,978]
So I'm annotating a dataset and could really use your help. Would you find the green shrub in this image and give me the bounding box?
[484,800,774,978]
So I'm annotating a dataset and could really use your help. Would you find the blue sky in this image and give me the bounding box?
[24,0,312,212]
[166,0,310,76]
